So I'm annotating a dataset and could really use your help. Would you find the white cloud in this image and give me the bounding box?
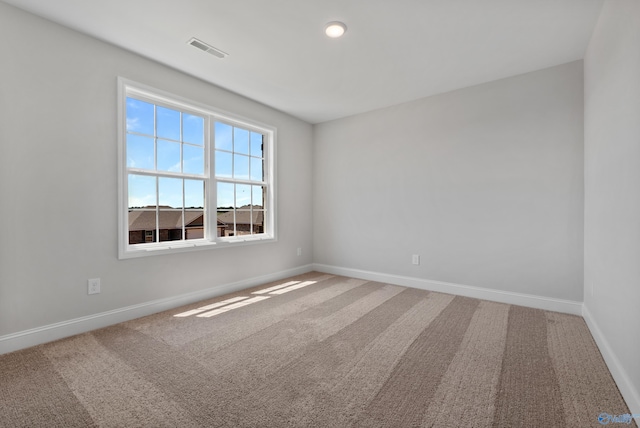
[126,117,140,132]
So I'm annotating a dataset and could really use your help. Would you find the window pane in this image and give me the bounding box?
[217,182,235,237]
[183,113,204,146]
[217,182,234,210]
[184,179,204,241]
[185,208,204,240]
[216,213,230,237]
[234,154,250,180]
[234,208,252,236]
[250,157,263,181]
[184,179,204,208]
[250,132,263,158]
[252,185,264,207]
[159,207,183,242]
[128,174,157,245]
[236,184,251,208]
[127,134,154,170]
[128,174,156,209]
[126,98,154,135]
[157,140,181,172]
[217,209,234,237]
[128,208,156,245]
[157,106,180,141]
[253,210,265,234]
[215,122,233,151]
[215,150,232,178]
[183,144,204,175]
[234,127,249,155]
[159,177,184,242]
[159,177,183,208]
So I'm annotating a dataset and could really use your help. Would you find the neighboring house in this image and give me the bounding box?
[217,205,264,237]
[128,206,232,243]
[128,206,208,244]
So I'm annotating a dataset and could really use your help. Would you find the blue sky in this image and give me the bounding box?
[126,97,264,211]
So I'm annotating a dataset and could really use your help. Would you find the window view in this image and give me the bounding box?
[126,98,206,245]
[120,80,274,257]
[215,122,266,237]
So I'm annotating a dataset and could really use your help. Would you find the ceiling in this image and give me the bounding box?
[3,0,603,124]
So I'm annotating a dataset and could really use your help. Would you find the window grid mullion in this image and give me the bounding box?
[250,200,254,235]
[180,111,183,174]
[154,105,159,243]
[233,183,237,237]
[216,177,266,186]
[231,127,235,180]
[127,168,204,181]
[209,117,215,241]
[181,178,186,241]
[248,133,252,181]
[155,176,160,243]
[154,104,158,171]
[179,112,184,241]
[126,130,181,145]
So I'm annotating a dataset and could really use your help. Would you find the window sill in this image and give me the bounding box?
[118,235,275,259]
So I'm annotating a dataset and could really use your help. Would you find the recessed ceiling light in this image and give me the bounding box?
[325,21,347,38]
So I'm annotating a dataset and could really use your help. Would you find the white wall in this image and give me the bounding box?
[584,0,640,413]
[314,61,584,302]
[0,3,313,340]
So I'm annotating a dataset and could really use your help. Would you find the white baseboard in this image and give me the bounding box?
[583,304,640,416]
[0,264,313,356]
[312,263,583,315]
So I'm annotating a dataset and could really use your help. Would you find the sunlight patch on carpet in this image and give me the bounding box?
[252,281,301,294]
[173,296,251,317]
[197,296,271,318]
[269,281,317,295]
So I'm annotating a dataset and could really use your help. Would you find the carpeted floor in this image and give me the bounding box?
[0,272,634,427]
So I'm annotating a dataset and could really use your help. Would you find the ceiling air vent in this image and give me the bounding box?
[188,37,228,59]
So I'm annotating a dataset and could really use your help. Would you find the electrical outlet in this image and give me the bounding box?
[88,278,101,295]
[297,247,302,256]
[412,254,420,265]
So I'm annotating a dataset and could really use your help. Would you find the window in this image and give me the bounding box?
[118,78,275,258]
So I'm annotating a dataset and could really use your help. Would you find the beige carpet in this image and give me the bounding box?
[0,272,634,427]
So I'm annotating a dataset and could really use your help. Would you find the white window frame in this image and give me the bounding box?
[117,77,276,259]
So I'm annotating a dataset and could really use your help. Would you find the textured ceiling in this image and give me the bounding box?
[2,0,603,123]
